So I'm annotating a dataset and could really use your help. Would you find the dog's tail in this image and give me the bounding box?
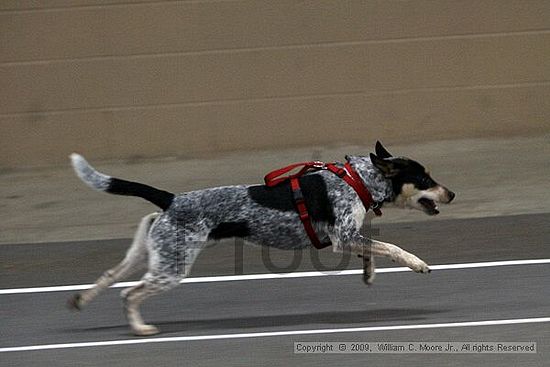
[70,153,175,210]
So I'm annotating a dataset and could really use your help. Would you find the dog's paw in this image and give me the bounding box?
[401,253,431,274]
[132,324,160,336]
[411,259,431,274]
[362,272,375,286]
[417,263,431,274]
[67,294,82,311]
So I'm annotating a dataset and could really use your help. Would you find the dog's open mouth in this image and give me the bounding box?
[418,198,439,215]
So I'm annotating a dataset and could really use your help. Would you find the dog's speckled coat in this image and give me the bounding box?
[68,143,454,336]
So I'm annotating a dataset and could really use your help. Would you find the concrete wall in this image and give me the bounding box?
[1,0,549,167]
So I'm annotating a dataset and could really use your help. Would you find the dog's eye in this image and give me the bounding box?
[418,176,432,187]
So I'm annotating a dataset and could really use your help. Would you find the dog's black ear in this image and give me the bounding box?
[370,153,399,177]
[375,141,392,159]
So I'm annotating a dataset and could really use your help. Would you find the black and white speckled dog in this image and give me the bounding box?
[68,142,454,336]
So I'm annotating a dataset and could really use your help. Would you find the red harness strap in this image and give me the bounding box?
[326,162,383,217]
[264,161,325,186]
[289,177,326,248]
[264,160,382,249]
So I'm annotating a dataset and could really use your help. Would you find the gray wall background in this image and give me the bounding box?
[1,0,549,167]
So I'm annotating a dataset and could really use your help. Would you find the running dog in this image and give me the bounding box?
[68,142,454,336]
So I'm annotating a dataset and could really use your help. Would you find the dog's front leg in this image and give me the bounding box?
[331,234,377,285]
[355,239,431,274]
[330,205,429,284]
[360,252,376,285]
[334,236,430,285]
[353,238,376,285]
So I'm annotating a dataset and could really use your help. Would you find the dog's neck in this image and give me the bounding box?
[346,155,394,203]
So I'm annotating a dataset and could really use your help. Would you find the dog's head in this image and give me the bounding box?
[369,141,455,215]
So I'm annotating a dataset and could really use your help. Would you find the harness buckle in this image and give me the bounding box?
[292,187,305,203]
[371,201,383,216]
[335,168,347,178]
[311,161,326,169]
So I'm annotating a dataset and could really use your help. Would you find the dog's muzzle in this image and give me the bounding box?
[418,186,455,215]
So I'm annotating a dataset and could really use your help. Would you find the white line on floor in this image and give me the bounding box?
[1,258,549,295]
[1,316,549,353]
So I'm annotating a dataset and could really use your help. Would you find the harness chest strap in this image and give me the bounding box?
[264,161,382,249]
[289,177,326,249]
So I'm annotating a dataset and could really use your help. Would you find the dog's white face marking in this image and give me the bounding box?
[394,183,419,208]
[394,183,452,215]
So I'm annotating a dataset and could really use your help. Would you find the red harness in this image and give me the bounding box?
[264,160,382,249]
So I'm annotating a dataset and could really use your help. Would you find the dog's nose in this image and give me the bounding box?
[447,191,456,203]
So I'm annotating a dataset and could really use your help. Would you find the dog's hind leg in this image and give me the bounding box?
[121,234,206,336]
[67,212,159,311]
[121,273,178,336]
